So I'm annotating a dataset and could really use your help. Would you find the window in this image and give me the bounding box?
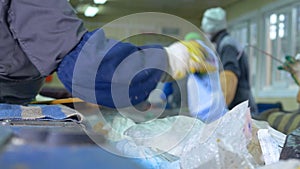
[228,1,300,98]
[231,23,248,46]
[296,5,300,54]
[263,9,295,92]
[249,21,258,88]
[230,21,257,89]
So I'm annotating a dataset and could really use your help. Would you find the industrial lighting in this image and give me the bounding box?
[93,0,107,4]
[84,6,99,17]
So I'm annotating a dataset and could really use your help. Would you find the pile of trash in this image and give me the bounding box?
[96,101,299,169]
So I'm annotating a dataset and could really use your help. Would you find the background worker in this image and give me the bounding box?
[256,55,300,134]
[0,0,216,108]
[201,7,258,114]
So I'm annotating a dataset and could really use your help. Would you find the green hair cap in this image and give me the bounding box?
[184,32,203,40]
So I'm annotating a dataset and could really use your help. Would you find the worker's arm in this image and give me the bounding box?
[278,55,300,103]
[57,29,167,108]
[219,70,238,105]
[278,55,300,86]
[57,29,215,108]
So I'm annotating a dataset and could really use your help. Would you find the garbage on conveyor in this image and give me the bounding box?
[96,101,298,169]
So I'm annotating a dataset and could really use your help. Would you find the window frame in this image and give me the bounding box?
[228,0,300,98]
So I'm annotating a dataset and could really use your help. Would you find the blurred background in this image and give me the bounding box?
[45,0,300,111]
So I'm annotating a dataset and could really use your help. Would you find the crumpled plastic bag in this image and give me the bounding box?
[247,119,286,166]
[187,73,227,123]
[124,115,205,156]
[122,101,258,169]
[106,115,136,142]
[179,101,256,169]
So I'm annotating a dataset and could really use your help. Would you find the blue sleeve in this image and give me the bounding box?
[162,82,173,97]
[57,29,168,108]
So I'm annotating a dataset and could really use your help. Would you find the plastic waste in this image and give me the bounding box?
[121,101,258,169]
[180,101,257,169]
[187,40,227,123]
[187,73,227,123]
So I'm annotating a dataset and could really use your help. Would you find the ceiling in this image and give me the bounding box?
[70,0,241,24]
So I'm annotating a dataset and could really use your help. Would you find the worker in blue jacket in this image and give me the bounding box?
[0,0,216,108]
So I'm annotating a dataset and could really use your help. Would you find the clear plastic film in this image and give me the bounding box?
[187,40,228,123]
[112,101,258,169]
[180,101,257,169]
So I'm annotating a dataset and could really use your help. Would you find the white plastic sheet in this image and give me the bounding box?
[117,101,258,169]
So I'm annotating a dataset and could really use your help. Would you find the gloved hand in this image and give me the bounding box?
[278,55,300,86]
[164,40,216,80]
